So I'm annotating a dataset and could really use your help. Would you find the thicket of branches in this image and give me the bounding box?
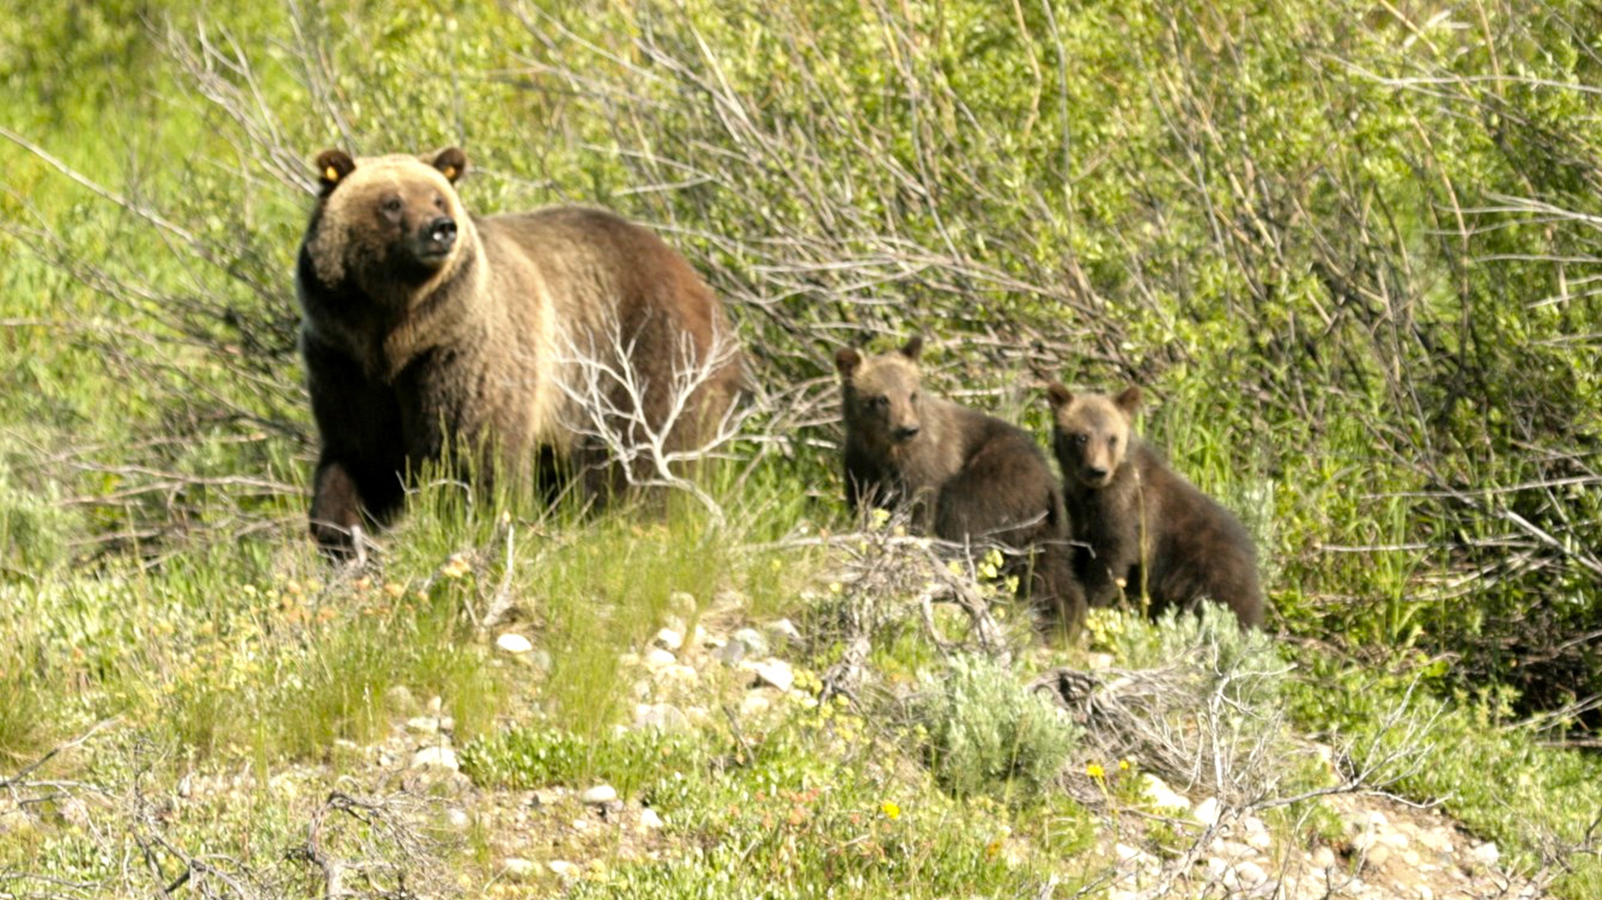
[2,0,1599,726]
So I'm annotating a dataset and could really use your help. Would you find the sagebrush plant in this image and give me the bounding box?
[912,654,1081,800]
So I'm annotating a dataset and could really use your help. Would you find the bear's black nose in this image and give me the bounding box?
[426,216,457,249]
[892,425,921,442]
[1084,466,1108,481]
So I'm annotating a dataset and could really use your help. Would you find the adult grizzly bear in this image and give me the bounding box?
[836,338,1085,634]
[297,147,741,558]
[1045,384,1265,628]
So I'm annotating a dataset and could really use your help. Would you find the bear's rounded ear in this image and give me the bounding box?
[899,336,924,361]
[427,147,468,184]
[1115,386,1143,415]
[1045,382,1073,410]
[315,150,356,193]
[835,348,862,379]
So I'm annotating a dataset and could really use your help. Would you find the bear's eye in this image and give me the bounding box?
[1108,435,1119,447]
[1072,433,1088,446]
[382,197,404,215]
[909,392,919,404]
[434,195,446,211]
[870,396,888,409]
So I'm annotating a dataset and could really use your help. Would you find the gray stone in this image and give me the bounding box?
[634,703,690,733]
[638,808,664,830]
[643,648,677,671]
[580,784,618,805]
[1141,774,1191,813]
[1467,841,1500,867]
[547,860,578,878]
[751,658,794,692]
[732,628,770,657]
[495,632,534,654]
[653,628,684,651]
[1310,846,1337,868]
[502,858,537,880]
[1193,796,1221,826]
[713,639,747,666]
[1235,861,1269,887]
[410,746,459,771]
[765,618,802,644]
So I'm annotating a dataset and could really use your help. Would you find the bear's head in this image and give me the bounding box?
[1046,384,1141,489]
[836,337,928,447]
[303,147,473,301]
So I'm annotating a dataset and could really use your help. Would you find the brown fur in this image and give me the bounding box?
[1046,384,1265,628]
[297,147,742,555]
[837,339,1085,634]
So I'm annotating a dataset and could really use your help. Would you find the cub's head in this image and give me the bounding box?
[302,147,472,298]
[1046,384,1141,489]
[835,337,927,447]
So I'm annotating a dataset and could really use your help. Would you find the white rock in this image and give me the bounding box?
[740,693,772,717]
[1380,829,1410,849]
[1417,828,1454,853]
[1244,829,1273,851]
[1365,844,1392,869]
[713,639,747,666]
[766,618,802,643]
[445,808,470,829]
[495,632,534,654]
[653,628,684,651]
[580,784,618,805]
[732,627,770,657]
[405,716,442,735]
[1235,861,1269,887]
[502,858,537,880]
[1141,774,1192,813]
[1468,841,1500,867]
[1193,796,1221,826]
[752,658,795,692]
[410,746,459,771]
[1242,814,1267,833]
[1401,849,1420,867]
[427,695,443,714]
[1416,886,1434,900]
[657,664,699,687]
[1088,652,1115,670]
[1114,842,1143,861]
[634,703,690,732]
[668,591,697,614]
[547,860,578,878]
[1353,831,1381,854]
[639,808,664,830]
[643,648,677,671]
[1310,846,1337,868]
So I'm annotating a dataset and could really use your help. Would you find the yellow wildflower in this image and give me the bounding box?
[880,801,900,821]
[1086,762,1105,779]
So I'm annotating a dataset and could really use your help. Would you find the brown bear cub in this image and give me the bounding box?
[296,147,741,559]
[1045,384,1265,628]
[837,338,1085,634]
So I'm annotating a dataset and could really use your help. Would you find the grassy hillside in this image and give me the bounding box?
[2,0,1600,897]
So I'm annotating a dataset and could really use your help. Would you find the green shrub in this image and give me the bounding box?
[912,655,1080,799]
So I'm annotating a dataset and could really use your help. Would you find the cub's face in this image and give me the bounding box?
[1046,385,1141,489]
[305,147,471,291]
[836,337,927,447]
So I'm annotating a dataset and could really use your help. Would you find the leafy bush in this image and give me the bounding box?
[912,654,1081,799]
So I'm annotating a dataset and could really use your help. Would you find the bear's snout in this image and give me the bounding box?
[413,216,457,262]
[892,424,921,443]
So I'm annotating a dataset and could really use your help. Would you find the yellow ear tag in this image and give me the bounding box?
[324,165,340,182]
[442,165,458,181]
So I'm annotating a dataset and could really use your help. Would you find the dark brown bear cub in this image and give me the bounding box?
[837,338,1085,634]
[1045,384,1265,628]
[297,147,741,559]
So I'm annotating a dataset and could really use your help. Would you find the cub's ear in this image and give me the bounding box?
[899,335,924,361]
[1115,385,1143,415]
[834,348,862,379]
[426,147,468,184]
[315,150,356,193]
[1045,382,1073,410]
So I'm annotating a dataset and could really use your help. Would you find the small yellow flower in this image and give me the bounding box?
[1086,762,1106,779]
[1119,758,1131,772]
[880,801,900,820]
